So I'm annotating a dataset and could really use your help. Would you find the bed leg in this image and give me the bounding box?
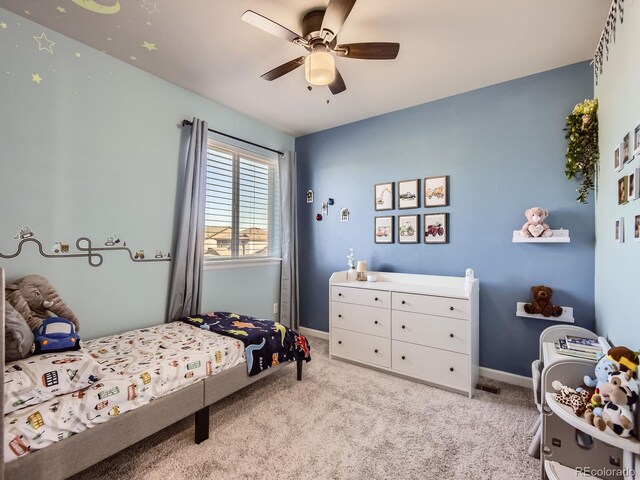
[297,360,303,381]
[194,406,210,444]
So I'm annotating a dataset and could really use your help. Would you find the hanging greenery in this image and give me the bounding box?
[564,99,599,204]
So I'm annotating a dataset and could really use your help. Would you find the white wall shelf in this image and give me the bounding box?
[512,229,570,243]
[545,392,640,454]
[516,302,574,323]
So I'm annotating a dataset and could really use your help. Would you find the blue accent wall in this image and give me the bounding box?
[296,62,595,377]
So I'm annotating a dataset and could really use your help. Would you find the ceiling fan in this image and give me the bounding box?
[241,0,400,95]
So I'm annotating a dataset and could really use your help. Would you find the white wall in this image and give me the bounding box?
[0,8,294,339]
[594,3,640,347]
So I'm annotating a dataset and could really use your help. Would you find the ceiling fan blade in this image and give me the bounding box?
[328,68,346,95]
[321,0,357,39]
[261,57,306,81]
[336,42,400,60]
[242,10,302,43]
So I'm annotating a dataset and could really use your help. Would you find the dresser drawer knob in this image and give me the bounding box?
[338,293,343,297]
[374,349,378,354]
[449,367,454,372]
[375,297,380,301]
[401,325,406,330]
[374,320,379,324]
[338,314,342,318]
[338,341,342,345]
[401,300,406,305]
[401,355,406,360]
[449,306,454,311]
[449,333,454,338]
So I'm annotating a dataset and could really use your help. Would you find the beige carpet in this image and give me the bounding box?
[72,338,539,480]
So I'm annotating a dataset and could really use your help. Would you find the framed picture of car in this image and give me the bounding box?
[424,213,449,244]
[374,216,394,244]
[424,176,449,207]
[398,215,419,244]
[397,179,420,209]
[374,182,394,211]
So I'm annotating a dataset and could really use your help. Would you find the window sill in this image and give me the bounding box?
[204,257,282,271]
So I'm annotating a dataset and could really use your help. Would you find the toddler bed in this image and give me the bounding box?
[4,319,309,480]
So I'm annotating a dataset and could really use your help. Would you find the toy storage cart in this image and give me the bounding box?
[541,360,640,480]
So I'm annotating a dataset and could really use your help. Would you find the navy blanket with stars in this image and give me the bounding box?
[179,312,311,376]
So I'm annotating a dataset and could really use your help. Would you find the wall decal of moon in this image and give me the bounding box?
[72,0,121,15]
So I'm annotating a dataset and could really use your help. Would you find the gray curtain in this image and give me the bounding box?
[167,118,208,321]
[279,151,299,329]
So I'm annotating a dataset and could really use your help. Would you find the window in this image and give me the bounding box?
[204,139,280,262]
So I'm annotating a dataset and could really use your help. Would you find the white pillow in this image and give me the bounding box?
[4,350,110,414]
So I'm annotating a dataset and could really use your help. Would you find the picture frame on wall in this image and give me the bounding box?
[634,123,640,157]
[623,133,631,164]
[614,144,623,172]
[635,215,640,242]
[618,176,629,205]
[424,176,449,207]
[397,179,420,209]
[630,168,640,201]
[398,215,419,244]
[615,217,624,243]
[424,213,448,244]
[374,182,394,211]
[374,216,394,244]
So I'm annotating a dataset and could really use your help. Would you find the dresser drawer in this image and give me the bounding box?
[392,292,469,319]
[331,328,391,368]
[331,286,390,309]
[391,341,469,391]
[331,302,390,338]
[391,311,469,354]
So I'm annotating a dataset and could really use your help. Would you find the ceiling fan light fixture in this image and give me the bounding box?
[304,46,335,86]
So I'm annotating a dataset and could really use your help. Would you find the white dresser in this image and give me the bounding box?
[329,271,479,398]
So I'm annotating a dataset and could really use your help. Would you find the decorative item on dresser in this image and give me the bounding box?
[329,270,479,398]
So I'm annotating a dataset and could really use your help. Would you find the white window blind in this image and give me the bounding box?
[204,140,280,261]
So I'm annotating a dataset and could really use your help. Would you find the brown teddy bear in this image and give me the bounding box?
[520,207,553,238]
[524,285,563,317]
[5,274,79,331]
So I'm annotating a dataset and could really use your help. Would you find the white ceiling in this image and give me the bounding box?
[0,0,609,136]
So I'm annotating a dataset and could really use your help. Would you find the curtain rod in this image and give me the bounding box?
[181,120,284,157]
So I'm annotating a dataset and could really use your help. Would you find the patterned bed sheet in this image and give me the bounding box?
[4,322,245,462]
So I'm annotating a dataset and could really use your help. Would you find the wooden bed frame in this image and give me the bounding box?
[4,353,303,480]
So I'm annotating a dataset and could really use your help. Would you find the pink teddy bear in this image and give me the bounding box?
[520,207,553,238]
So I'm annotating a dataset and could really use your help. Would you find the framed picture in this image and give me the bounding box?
[375,182,394,211]
[634,123,640,157]
[397,179,420,209]
[424,176,449,207]
[635,215,640,242]
[306,190,314,203]
[615,217,624,243]
[374,216,394,244]
[340,208,349,222]
[398,215,419,244]
[618,176,629,205]
[630,168,640,201]
[614,144,623,172]
[424,213,448,244]
[623,133,631,164]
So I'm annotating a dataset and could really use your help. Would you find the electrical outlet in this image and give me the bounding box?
[273,303,279,314]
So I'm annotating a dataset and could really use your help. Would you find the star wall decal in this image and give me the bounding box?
[56,6,66,13]
[33,32,55,54]
[75,52,82,58]
[32,73,42,84]
[141,41,157,51]
[0,22,7,29]
[140,0,159,14]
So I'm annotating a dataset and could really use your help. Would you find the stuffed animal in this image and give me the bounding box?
[584,346,639,390]
[523,285,563,317]
[552,380,590,416]
[5,275,79,332]
[520,207,553,238]
[600,371,640,437]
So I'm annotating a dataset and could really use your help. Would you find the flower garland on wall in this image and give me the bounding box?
[594,0,626,84]
[565,99,599,204]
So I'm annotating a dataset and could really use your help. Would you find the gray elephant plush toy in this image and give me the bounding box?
[5,274,79,331]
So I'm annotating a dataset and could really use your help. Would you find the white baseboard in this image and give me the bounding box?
[298,326,329,341]
[479,367,532,388]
